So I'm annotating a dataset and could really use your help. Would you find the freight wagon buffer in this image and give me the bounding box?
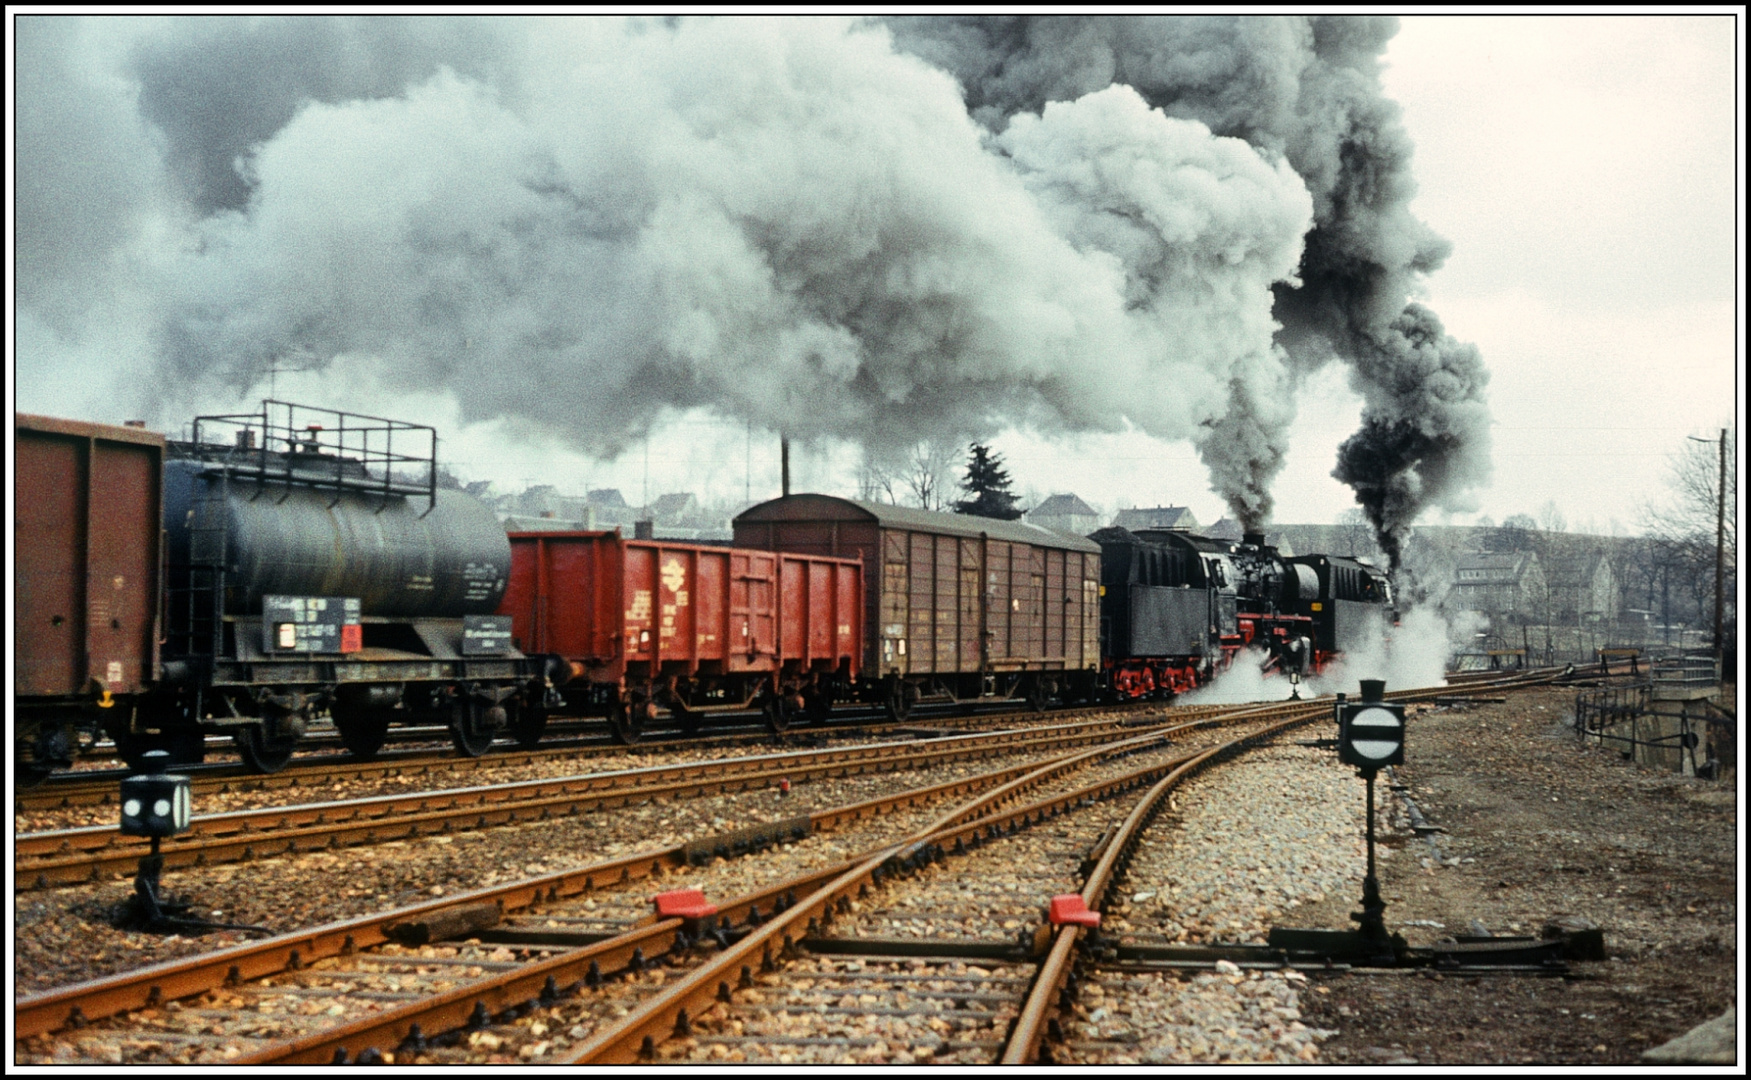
[733,495,1101,719]
[498,533,861,741]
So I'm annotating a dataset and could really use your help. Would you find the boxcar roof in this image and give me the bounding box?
[736,493,1100,554]
[16,412,166,448]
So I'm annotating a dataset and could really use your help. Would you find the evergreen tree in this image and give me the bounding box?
[952,443,1023,520]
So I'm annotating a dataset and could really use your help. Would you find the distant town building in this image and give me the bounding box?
[649,492,700,525]
[1541,546,1620,626]
[586,488,641,528]
[1112,506,1200,533]
[1450,551,1546,620]
[1027,493,1100,536]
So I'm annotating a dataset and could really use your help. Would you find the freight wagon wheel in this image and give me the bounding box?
[235,724,298,774]
[449,701,498,758]
[16,723,77,788]
[883,679,913,723]
[764,695,792,736]
[334,709,393,761]
[607,701,644,745]
[514,706,550,749]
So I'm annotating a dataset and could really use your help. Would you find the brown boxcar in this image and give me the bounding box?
[14,413,165,782]
[732,495,1100,718]
[499,531,861,740]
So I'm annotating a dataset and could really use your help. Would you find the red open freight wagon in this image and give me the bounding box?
[498,532,862,740]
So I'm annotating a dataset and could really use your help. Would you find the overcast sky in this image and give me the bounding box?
[8,13,1743,535]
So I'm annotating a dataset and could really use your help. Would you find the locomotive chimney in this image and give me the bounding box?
[1359,679,1386,703]
[781,436,791,497]
[1243,531,1266,548]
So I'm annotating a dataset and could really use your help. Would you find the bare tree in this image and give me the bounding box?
[1639,428,1738,650]
[1336,507,1377,559]
[1537,499,1568,534]
[902,440,957,511]
[856,453,898,505]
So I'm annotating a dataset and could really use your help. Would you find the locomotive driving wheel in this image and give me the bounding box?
[235,722,298,773]
[333,707,393,761]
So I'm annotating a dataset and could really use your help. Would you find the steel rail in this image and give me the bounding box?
[21,699,1185,810]
[14,714,1207,890]
[552,713,1327,1065]
[14,671,1547,1052]
[14,715,1218,1042]
[241,724,1229,1065]
[1001,711,1320,1062]
[546,669,1557,1064]
[996,665,1586,1064]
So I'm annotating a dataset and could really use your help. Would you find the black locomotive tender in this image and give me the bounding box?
[13,399,1397,783]
[1091,525,1394,700]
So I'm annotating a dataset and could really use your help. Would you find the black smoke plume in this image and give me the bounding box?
[888,14,1492,545]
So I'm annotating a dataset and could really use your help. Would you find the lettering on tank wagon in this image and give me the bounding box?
[462,561,505,602]
[263,595,361,654]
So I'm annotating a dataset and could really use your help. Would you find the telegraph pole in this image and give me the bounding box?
[1689,430,1727,674]
[1714,428,1725,672]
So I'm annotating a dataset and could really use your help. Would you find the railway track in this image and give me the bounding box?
[20,699,1196,813]
[14,706,1267,1061]
[26,659,1592,813]
[14,712,1215,890]
[16,671,1549,1064]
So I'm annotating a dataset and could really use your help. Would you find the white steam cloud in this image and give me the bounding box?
[16,15,1483,532]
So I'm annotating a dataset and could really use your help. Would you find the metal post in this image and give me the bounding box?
[1354,769,1390,959]
[1714,428,1725,675]
[781,436,791,498]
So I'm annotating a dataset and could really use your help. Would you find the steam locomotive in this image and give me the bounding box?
[1091,525,1394,700]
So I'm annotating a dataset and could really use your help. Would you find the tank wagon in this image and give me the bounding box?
[12,402,540,780]
[1092,526,1394,700]
[733,495,1101,718]
[497,532,861,741]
